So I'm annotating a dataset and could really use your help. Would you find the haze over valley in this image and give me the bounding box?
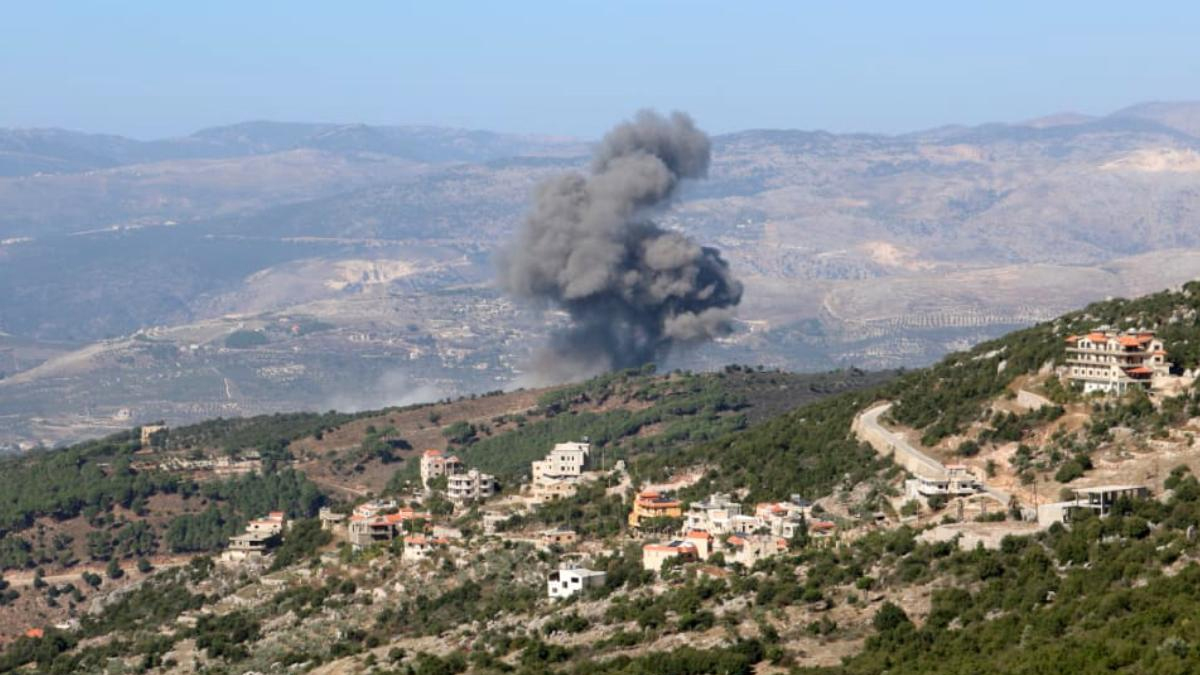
[4,102,1200,448]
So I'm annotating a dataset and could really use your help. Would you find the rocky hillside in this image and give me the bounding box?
[5,286,1200,672]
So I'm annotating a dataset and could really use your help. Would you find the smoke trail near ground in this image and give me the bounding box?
[499,110,743,383]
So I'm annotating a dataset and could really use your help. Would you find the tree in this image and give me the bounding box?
[873,601,911,632]
[105,557,124,580]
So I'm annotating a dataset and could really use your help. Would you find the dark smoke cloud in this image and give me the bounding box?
[499,110,743,383]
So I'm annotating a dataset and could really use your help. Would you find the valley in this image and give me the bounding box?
[5,103,1200,447]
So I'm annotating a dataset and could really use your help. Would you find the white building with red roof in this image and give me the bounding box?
[1065,328,1170,394]
[420,449,463,487]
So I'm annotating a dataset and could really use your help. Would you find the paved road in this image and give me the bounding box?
[857,403,1011,505]
[858,403,946,478]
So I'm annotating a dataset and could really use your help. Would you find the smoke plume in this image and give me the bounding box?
[499,110,743,382]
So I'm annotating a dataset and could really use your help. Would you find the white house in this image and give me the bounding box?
[547,567,607,599]
[447,468,497,502]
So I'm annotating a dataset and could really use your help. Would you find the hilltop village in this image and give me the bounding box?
[8,287,1200,673]
[207,328,1187,584]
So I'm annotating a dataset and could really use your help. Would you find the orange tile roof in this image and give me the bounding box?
[24,628,43,639]
[1064,335,1079,343]
[1087,332,1108,343]
[685,530,713,539]
[404,535,448,545]
[727,535,747,546]
[1126,366,1153,375]
[423,449,443,457]
[1118,336,1142,347]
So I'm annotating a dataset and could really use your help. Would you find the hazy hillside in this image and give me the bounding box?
[3,102,1200,447]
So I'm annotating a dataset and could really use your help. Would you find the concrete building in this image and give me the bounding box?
[348,508,430,550]
[220,511,285,565]
[353,499,398,519]
[528,441,593,503]
[685,493,743,534]
[318,507,347,531]
[540,528,579,548]
[447,468,497,502]
[725,534,788,567]
[420,449,463,486]
[529,479,581,503]
[245,511,286,537]
[482,512,511,534]
[1037,485,1150,527]
[402,535,449,562]
[139,424,168,448]
[684,530,714,560]
[547,567,607,599]
[1065,329,1170,394]
[754,501,811,539]
[906,465,982,499]
[642,541,698,572]
[628,490,683,528]
[532,442,590,484]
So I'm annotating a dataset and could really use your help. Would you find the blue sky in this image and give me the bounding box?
[2,1,1197,139]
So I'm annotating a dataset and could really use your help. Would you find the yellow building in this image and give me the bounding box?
[628,490,682,528]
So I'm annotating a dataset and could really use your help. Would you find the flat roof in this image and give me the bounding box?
[1074,484,1147,494]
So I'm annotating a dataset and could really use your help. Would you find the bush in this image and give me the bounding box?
[873,601,911,632]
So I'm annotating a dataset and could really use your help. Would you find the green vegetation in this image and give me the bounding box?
[890,281,1200,444]
[679,389,895,502]
[270,517,332,570]
[0,432,181,532]
[164,469,325,552]
[223,329,269,349]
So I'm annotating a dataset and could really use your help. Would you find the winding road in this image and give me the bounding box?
[855,402,1011,505]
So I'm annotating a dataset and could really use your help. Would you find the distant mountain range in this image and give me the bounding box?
[2,101,1200,448]
[0,120,587,177]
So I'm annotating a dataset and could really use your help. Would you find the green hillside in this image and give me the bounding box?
[5,283,1200,672]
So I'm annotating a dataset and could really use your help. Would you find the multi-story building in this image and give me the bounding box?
[628,490,683,528]
[1037,485,1150,527]
[684,530,714,560]
[529,441,593,503]
[347,508,430,550]
[447,469,497,502]
[420,449,464,486]
[905,465,982,500]
[753,501,810,539]
[220,511,285,565]
[532,442,590,483]
[684,493,743,533]
[1065,329,1170,394]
